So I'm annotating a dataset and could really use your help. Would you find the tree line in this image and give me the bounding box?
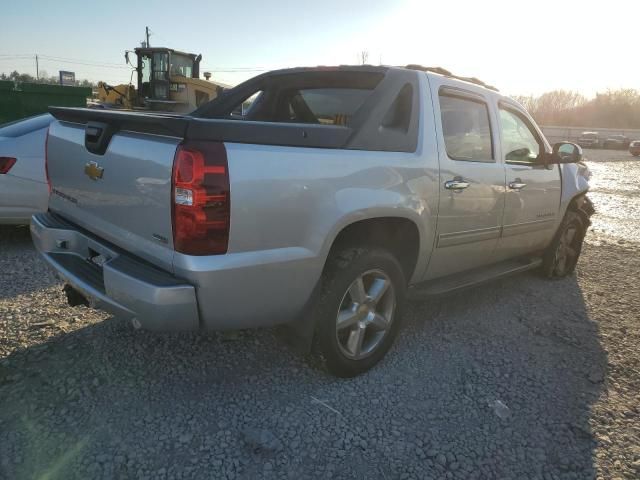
[0,70,96,88]
[513,89,640,129]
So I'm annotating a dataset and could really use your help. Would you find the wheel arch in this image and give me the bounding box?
[565,192,594,225]
[322,214,423,284]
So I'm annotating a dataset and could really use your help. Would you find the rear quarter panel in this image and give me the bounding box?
[41,75,441,330]
[178,89,440,329]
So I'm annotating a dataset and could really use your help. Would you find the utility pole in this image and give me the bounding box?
[35,54,39,80]
[145,26,150,48]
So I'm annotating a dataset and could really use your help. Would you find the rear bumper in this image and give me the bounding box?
[30,212,199,331]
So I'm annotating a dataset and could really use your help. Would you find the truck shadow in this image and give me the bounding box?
[0,267,606,479]
[400,270,605,478]
[0,225,59,300]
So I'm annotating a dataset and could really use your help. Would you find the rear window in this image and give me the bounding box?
[286,88,372,125]
[0,114,52,138]
[194,70,384,125]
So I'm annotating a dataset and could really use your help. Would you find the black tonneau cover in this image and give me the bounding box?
[48,107,352,149]
[49,107,189,138]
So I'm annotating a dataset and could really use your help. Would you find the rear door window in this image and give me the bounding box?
[439,93,494,162]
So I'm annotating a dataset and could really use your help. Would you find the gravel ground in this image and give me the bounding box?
[1,149,639,480]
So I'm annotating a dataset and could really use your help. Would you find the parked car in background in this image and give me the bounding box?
[577,131,600,148]
[603,134,630,149]
[630,140,640,157]
[0,114,52,224]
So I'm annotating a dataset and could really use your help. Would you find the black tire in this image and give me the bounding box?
[542,210,587,278]
[313,247,406,377]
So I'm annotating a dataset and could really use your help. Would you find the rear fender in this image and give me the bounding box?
[320,205,431,284]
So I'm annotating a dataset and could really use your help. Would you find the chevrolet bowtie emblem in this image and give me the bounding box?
[84,161,104,181]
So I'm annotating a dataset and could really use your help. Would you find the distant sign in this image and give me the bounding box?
[59,71,75,86]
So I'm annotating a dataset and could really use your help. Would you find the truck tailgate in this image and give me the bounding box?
[46,112,185,272]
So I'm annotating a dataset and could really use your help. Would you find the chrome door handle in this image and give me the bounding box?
[444,179,470,190]
[508,179,527,190]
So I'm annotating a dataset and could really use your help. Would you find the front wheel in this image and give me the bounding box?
[542,210,587,278]
[313,247,406,377]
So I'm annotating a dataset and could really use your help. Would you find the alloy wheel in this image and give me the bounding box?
[335,269,396,360]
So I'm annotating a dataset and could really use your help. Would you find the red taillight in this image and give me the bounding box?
[0,157,16,174]
[44,127,51,193]
[172,141,230,255]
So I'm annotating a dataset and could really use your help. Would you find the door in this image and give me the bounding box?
[495,104,561,260]
[424,86,506,280]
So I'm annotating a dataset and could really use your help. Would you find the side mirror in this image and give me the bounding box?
[551,142,583,164]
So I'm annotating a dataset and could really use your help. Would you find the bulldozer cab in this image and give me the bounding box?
[135,47,204,110]
[95,46,221,112]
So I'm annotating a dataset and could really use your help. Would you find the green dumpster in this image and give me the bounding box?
[0,82,91,125]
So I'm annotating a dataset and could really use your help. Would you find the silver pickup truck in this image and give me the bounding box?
[32,65,593,377]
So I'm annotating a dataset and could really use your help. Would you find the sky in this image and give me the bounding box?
[1,0,638,97]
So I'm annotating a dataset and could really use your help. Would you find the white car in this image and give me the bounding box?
[0,114,52,224]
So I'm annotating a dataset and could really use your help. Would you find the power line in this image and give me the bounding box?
[38,54,128,68]
[0,53,130,69]
[201,66,268,73]
[38,57,130,70]
[1,53,266,72]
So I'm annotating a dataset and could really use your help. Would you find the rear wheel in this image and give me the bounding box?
[542,210,587,278]
[313,247,406,377]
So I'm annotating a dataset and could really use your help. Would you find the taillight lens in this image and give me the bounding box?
[44,127,51,193]
[0,157,17,174]
[172,141,230,255]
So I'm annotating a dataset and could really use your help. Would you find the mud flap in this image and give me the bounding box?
[275,280,322,355]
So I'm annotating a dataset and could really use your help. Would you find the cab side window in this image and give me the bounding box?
[439,93,494,162]
[499,108,541,164]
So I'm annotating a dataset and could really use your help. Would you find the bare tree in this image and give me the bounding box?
[358,50,369,65]
[513,89,640,128]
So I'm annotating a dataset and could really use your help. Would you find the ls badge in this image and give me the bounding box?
[84,161,104,181]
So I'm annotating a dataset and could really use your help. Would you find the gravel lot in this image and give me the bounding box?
[1,149,639,480]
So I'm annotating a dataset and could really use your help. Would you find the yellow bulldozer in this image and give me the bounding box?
[95,47,225,113]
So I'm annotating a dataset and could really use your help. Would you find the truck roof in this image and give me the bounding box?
[255,64,499,93]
